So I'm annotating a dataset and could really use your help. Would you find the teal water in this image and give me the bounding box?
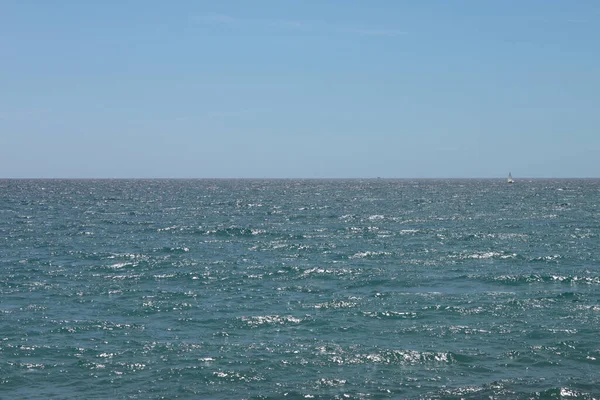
[1,179,600,399]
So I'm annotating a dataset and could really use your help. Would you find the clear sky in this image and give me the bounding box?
[1,1,599,178]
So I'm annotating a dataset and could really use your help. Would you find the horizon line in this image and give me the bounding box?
[2,177,600,180]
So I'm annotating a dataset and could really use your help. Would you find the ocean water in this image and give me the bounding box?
[1,179,600,399]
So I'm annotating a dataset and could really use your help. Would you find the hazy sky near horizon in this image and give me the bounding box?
[1,1,599,178]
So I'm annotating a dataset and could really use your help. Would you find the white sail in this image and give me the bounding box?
[507,172,514,183]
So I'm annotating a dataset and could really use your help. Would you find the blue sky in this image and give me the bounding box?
[1,1,599,178]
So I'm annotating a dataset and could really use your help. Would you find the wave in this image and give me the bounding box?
[239,314,306,328]
[475,274,600,286]
[156,225,269,238]
[313,299,359,309]
[431,383,598,400]
[349,251,392,259]
[362,310,418,319]
[323,348,459,366]
[451,251,519,261]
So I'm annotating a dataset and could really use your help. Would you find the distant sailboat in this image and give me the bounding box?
[507,172,514,184]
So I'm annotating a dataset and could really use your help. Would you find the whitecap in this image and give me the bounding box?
[241,315,303,327]
[107,262,129,269]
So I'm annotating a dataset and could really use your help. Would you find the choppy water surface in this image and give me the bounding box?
[1,179,600,399]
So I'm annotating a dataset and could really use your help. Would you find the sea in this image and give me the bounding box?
[1,179,599,399]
